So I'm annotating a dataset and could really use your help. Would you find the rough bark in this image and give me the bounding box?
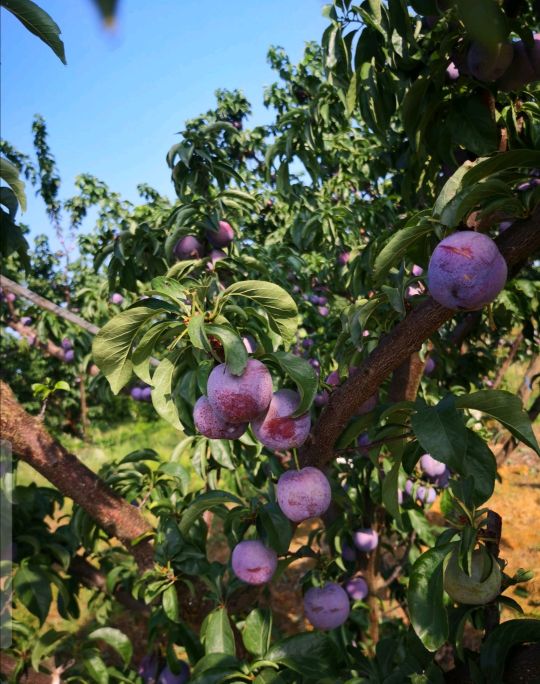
[0,381,154,573]
[300,210,540,469]
[388,352,425,403]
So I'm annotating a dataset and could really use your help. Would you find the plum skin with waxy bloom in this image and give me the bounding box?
[252,389,311,450]
[207,359,273,424]
[344,576,369,601]
[427,231,507,310]
[231,540,278,585]
[193,396,247,439]
[353,528,379,552]
[303,582,351,630]
[206,220,234,248]
[277,466,331,522]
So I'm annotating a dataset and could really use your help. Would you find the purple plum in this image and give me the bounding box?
[434,467,451,489]
[206,220,234,248]
[231,540,277,585]
[404,479,414,497]
[317,295,328,306]
[174,235,204,260]
[207,249,227,269]
[20,316,32,325]
[446,61,460,80]
[353,528,378,553]
[497,40,538,91]
[416,486,437,505]
[424,357,436,375]
[252,389,311,450]
[309,358,320,371]
[138,653,159,683]
[242,335,257,354]
[499,221,513,233]
[61,338,73,350]
[412,264,424,277]
[326,371,340,387]
[131,387,143,401]
[467,42,513,82]
[193,396,247,439]
[141,386,152,402]
[276,466,331,522]
[344,576,368,601]
[207,359,273,424]
[110,293,124,305]
[64,349,75,363]
[318,306,329,317]
[303,583,350,630]
[341,543,357,562]
[314,391,328,407]
[357,432,370,456]
[337,252,350,266]
[427,231,507,310]
[157,662,190,684]
[302,338,314,349]
[419,454,446,478]
[5,292,16,303]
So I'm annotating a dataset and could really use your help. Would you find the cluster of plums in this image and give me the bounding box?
[131,383,152,402]
[61,337,75,363]
[402,453,450,505]
[174,220,235,265]
[138,654,190,684]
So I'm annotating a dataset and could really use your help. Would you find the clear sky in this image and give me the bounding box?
[1,0,328,245]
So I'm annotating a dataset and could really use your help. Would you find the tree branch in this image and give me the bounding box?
[0,382,154,572]
[300,209,540,469]
[0,654,63,684]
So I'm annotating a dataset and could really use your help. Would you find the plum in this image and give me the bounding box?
[444,547,502,605]
[446,62,460,80]
[207,359,273,423]
[252,389,311,450]
[64,349,75,363]
[434,467,451,489]
[207,249,226,268]
[138,653,159,683]
[141,386,152,402]
[242,335,257,354]
[353,528,378,552]
[404,479,414,497]
[326,370,340,387]
[231,540,277,585]
[5,292,16,303]
[419,454,446,478]
[174,235,204,260]
[206,220,234,248]
[193,396,247,439]
[131,387,143,401]
[110,293,124,305]
[344,576,368,601]
[302,338,314,349]
[467,41,513,82]
[303,583,350,630]
[309,358,320,371]
[20,316,32,325]
[424,357,436,375]
[318,305,329,317]
[276,466,331,522]
[498,40,538,91]
[356,392,378,415]
[357,432,370,456]
[314,391,328,407]
[341,543,357,562]
[412,264,424,277]
[427,231,507,310]
[157,662,190,684]
[61,338,73,350]
[88,363,100,377]
[337,252,350,266]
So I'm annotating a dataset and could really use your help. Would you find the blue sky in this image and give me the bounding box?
[1,0,328,245]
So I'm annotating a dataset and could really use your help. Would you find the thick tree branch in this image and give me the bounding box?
[388,352,425,403]
[3,318,66,361]
[300,210,540,469]
[0,654,63,684]
[0,381,154,572]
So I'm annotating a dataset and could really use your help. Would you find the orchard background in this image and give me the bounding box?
[1,0,540,682]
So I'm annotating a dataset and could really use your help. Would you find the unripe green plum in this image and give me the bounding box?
[444,548,502,605]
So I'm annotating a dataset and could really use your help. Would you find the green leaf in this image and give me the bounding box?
[187,314,209,351]
[382,458,403,527]
[31,629,68,671]
[411,401,468,470]
[93,299,173,394]
[150,351,183,430]
[455,390,540,455]
[243,608,273,657]
[13,563,51,625]
[456,0,508,48]
[162,584,180,623]
[480,619,540,681]
[266,632,337,679]
[132,320,182,385]
[408,544,454,651]
[459,429,497,505]
[0,157,27,212]
[439,179,514,228]
[210,439,235,469]
[53,381,69,392]
[88,627,132,667]
[258,502,293,555]
[147,276,189,306]
[0,186,19,218]
[373,211,433,283]
[203,607,236,656]
[83,652,109,684]
[205,324,248,376]
[433,163,472,217]
[266,351,317,416]
[1,0,66,64]
[179,490,242,537]
[221,280,298,346]
[461,150,540,186]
